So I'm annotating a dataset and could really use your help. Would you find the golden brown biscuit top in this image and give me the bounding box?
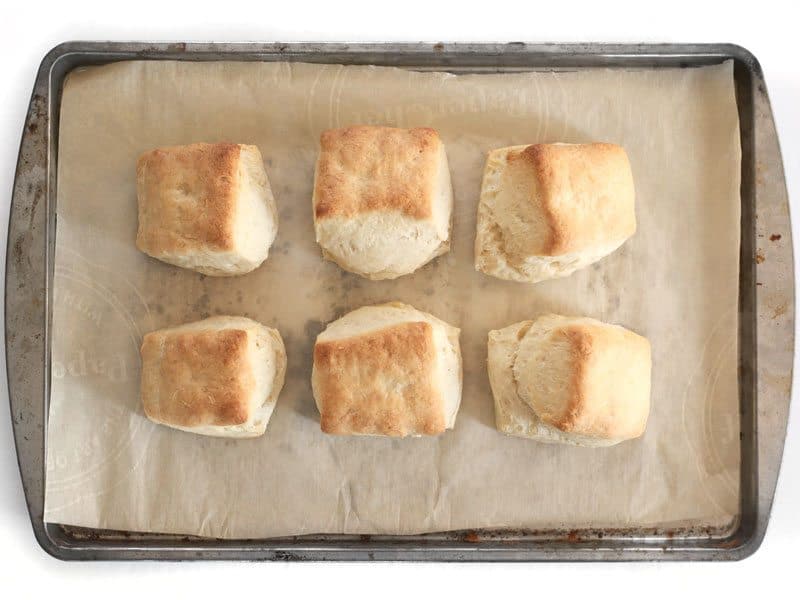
[313,126,442,221]
[141,327,254,427]
[506,143,636,256]
[313,321,445,436]
[548,326,596,433]
[540,321,650,439]
[136,142,247,254]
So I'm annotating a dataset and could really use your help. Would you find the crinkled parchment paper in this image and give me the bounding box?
[44,60,741,538]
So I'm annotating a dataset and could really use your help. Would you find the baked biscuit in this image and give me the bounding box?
[140,315,286,438]
[313,126,453,280]
[475,143,635,283]
[488,314,651,446]
[312,302,462,436]
[136,143,278,276]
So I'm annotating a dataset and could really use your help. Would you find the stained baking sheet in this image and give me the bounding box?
[44,59,741,539]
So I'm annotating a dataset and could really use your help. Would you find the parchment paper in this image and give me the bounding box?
[44,60,742,538]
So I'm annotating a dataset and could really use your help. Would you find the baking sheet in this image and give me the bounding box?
[44,60,741,538]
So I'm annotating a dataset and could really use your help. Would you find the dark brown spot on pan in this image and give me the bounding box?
[770,233,781,241]
[463,531,479,543]
[566,530,580,543]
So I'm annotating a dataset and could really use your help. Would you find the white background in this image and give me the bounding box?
[1,1,797,597]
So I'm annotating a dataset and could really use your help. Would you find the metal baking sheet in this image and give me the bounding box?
[5,42,793,561]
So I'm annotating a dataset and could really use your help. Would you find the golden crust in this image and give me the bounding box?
[141,327,254,428]
[555,327,596,433]
[313,321,445,436]
[136,142,258,255]
[543,321,650,439]
[313,126,442,221]
[504,143,636,256]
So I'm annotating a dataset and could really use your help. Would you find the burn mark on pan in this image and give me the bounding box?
[566,530,580,542]
[463,531,480,543]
